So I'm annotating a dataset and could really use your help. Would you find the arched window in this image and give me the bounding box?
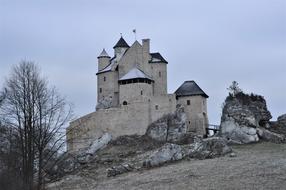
[123,101,128,105]
[103,76,106,81]
[141,90,143,95]
[159,71,161,77]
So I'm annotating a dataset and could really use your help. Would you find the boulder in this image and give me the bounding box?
[257,127,285,143]
[146,106,189,143]
[143,143,184,168]
[86,133,112,155]
[187,137,232,159]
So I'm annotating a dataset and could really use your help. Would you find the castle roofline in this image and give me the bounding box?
[113,37,130,49]
[175,80,209,98]
[97,48,110,58]
[149,52,168,64]
[119,67,153,81]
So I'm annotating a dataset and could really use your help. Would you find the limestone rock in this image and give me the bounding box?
[96,96,113,109]
[257,127,285,143]
[146,107,189,143]
[107,163,134,177]
[187,137,232,159]
[277,114,286,127]
[220,116,259,144]
[143,143,184,168]
[86,133,112,155]
[220,92,272,144]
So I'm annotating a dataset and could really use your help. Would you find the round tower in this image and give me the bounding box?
[97,48,110,71]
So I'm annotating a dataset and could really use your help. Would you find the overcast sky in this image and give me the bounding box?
[0,0,285,124]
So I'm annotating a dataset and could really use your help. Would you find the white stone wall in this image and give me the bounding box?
[150,94,176,122]
[119,83,153,105]
[67,102,151,152]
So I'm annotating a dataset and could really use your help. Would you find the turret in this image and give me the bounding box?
[113,37,129,60]
[98,48,110,71]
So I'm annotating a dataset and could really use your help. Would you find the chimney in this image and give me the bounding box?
[142,39,151,75]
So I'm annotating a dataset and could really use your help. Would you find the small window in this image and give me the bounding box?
[159,71,161,77]
[141,90,143,95]
[189,121,191,124]
[103,76,106,81]
[123,101,128,105]
[99,88,102,93]
[187,100,191,105]
[155,105,159,110]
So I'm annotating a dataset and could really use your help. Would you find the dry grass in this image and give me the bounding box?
[47,142,286,190]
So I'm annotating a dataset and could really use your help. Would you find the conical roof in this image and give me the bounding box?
[113,37,130,49]
[98,48,110,58]
[175,81,208,98]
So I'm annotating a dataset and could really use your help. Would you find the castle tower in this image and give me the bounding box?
[113,37,130,61]
[175,81,209,136]
[150,53,168,96]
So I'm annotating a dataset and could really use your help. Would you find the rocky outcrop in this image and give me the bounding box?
[143,143,184,168]
[86,133,112,155]
[107,137,231,177]
[187,137,232,159]
[146,106,191,144]
[220,92,272,144]
[257,127,285,143]
[96,96,113,109]
[277,114,286,127]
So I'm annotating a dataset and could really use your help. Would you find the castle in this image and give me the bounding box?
[67,36,209,152]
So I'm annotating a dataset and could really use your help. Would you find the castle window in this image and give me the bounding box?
[155,105,159,110]
[123,101,128,105]
[103,76,106,81]
[99,88,102,93]
[141,90,143,95]
[187,100,191,105]
[159,71,161,77]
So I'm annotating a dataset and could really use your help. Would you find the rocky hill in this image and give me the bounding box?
[45,92,286,190]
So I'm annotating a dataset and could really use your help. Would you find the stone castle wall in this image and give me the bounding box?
[67,96,177,152]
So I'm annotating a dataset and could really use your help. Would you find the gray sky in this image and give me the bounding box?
[1,0,285,124]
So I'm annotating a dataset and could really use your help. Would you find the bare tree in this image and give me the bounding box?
[0,61,73,190]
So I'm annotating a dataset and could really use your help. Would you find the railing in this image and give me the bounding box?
[206,124,220,136]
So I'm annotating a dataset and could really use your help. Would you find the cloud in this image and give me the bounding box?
[0,0,285,124]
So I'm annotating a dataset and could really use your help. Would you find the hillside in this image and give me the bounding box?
[47,142,286,190]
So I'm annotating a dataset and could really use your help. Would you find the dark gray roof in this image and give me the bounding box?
[113,37,130,49]
[149,52,168,64]
[175,81,209,98]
